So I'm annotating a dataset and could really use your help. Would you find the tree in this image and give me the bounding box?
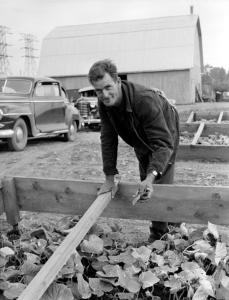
[203,65,229,93]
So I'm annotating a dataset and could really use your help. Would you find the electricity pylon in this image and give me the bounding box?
[0,25,11,76]
[21,33,38,76]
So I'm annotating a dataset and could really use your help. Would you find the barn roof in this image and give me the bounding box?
[38,14,203,77]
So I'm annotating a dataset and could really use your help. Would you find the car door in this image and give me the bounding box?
[33,81,67,132]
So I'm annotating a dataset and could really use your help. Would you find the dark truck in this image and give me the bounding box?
[75,86,100,129]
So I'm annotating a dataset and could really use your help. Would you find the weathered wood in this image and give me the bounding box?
[180,123,229,136]
[217,111,224,123]
[9,176,229,225]
[186,111,195,123]
[18,184,118,300]
[178,144,229,162]
[1,177,20,225]
[191,122,205,145]
[194,111,222,122]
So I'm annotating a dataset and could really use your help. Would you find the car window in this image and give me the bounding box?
[34,82,60,97]
[0,79,32,94]
[0,79,5,92]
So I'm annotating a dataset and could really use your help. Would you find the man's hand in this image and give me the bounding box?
[138,177,154,201]
[132,173,156,205]
[97,175,116,197]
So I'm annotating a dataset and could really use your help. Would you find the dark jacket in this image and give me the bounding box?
[99,80,179,177]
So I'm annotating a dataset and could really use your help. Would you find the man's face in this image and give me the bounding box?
[92,73,121,107]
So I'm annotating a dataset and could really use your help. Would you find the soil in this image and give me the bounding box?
[0,102,229,243]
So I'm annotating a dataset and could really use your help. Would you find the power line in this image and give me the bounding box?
[21,33,39,76]
[0,25,12,76]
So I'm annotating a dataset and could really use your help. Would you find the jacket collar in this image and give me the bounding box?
[121,82,133,113]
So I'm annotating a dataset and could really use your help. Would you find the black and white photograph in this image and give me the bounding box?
[0,1,229,299]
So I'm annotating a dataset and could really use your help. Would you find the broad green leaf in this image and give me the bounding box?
[139,270,159,289]
[154,265,178,277]
[40,283,74,300]
[0,247,14,257]
[24,252,40,264]
[208,222,219,240]
[64,251,84,274]
[91,260,108,271]
[164,276,182,293]
[0,256,6,268]
[131,246,151,263]
[21,261,41,275]
[124,265,141,276]
[181,262,206,281]
[163,250,183,267]
[89,277,113,296]
[215,242,227,265]
[151,253,165,266]
[180,223,189,237]
[115,292,135,299]
[173,238,189,251]
[116,269,141,293]
[193,240,213,254]
[76,273,91,299]
[192,279,214,300]
[3,283,26,299]
[148,240,166,252]
[97,264,121,278]
[109,250,136,265]
[221,272,229,289]
[80,234,103,254]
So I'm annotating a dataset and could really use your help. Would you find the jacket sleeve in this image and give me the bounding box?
[99,102,119,176]
[135,91,174,175]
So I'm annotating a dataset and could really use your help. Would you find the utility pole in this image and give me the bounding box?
[0,25,11,76]
[21,33,38,76]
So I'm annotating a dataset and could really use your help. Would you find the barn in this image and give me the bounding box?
[38,14,204,104]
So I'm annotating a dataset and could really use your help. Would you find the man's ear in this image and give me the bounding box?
[117,76,122,84]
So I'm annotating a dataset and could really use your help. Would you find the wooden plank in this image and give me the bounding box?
[191,122,205,145]
[11,176,229,225]
[18,184,118,300]
[217,111,224,124]
[1,177,20,225]
[177,144,229,162]
[180,123,229,136]
[186,111,195,123]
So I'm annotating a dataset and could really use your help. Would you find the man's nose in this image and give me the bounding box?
[102,89,109,98]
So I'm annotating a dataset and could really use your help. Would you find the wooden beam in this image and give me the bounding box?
[9,176,229,225]
[18,184,118,300]
[177,144,229,162]
[1,177,20,225]
[191,122,205,145]
[186,111,195,123]
[217,111,224,124]
[180,123,229,136]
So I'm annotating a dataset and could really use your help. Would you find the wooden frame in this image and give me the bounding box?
[1,175,229,299]
[1,176,229,226]
[179,115,229,161]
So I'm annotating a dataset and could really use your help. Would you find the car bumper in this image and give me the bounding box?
[0,129,14,138]
[83,119,101,125]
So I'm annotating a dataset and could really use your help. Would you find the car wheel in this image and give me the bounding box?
[63,120,77,142]
[8,118,28,151]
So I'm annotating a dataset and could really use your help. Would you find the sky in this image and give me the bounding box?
[0,0,228,75]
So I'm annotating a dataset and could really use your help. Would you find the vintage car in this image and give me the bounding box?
[0,76,81,151]
[75,86,100,128]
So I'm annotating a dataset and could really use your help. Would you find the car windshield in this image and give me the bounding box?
[0,79,32,94]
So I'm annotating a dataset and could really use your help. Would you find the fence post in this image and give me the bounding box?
[2,176,20,226]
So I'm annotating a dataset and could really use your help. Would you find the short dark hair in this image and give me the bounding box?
[88,59,118,84]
